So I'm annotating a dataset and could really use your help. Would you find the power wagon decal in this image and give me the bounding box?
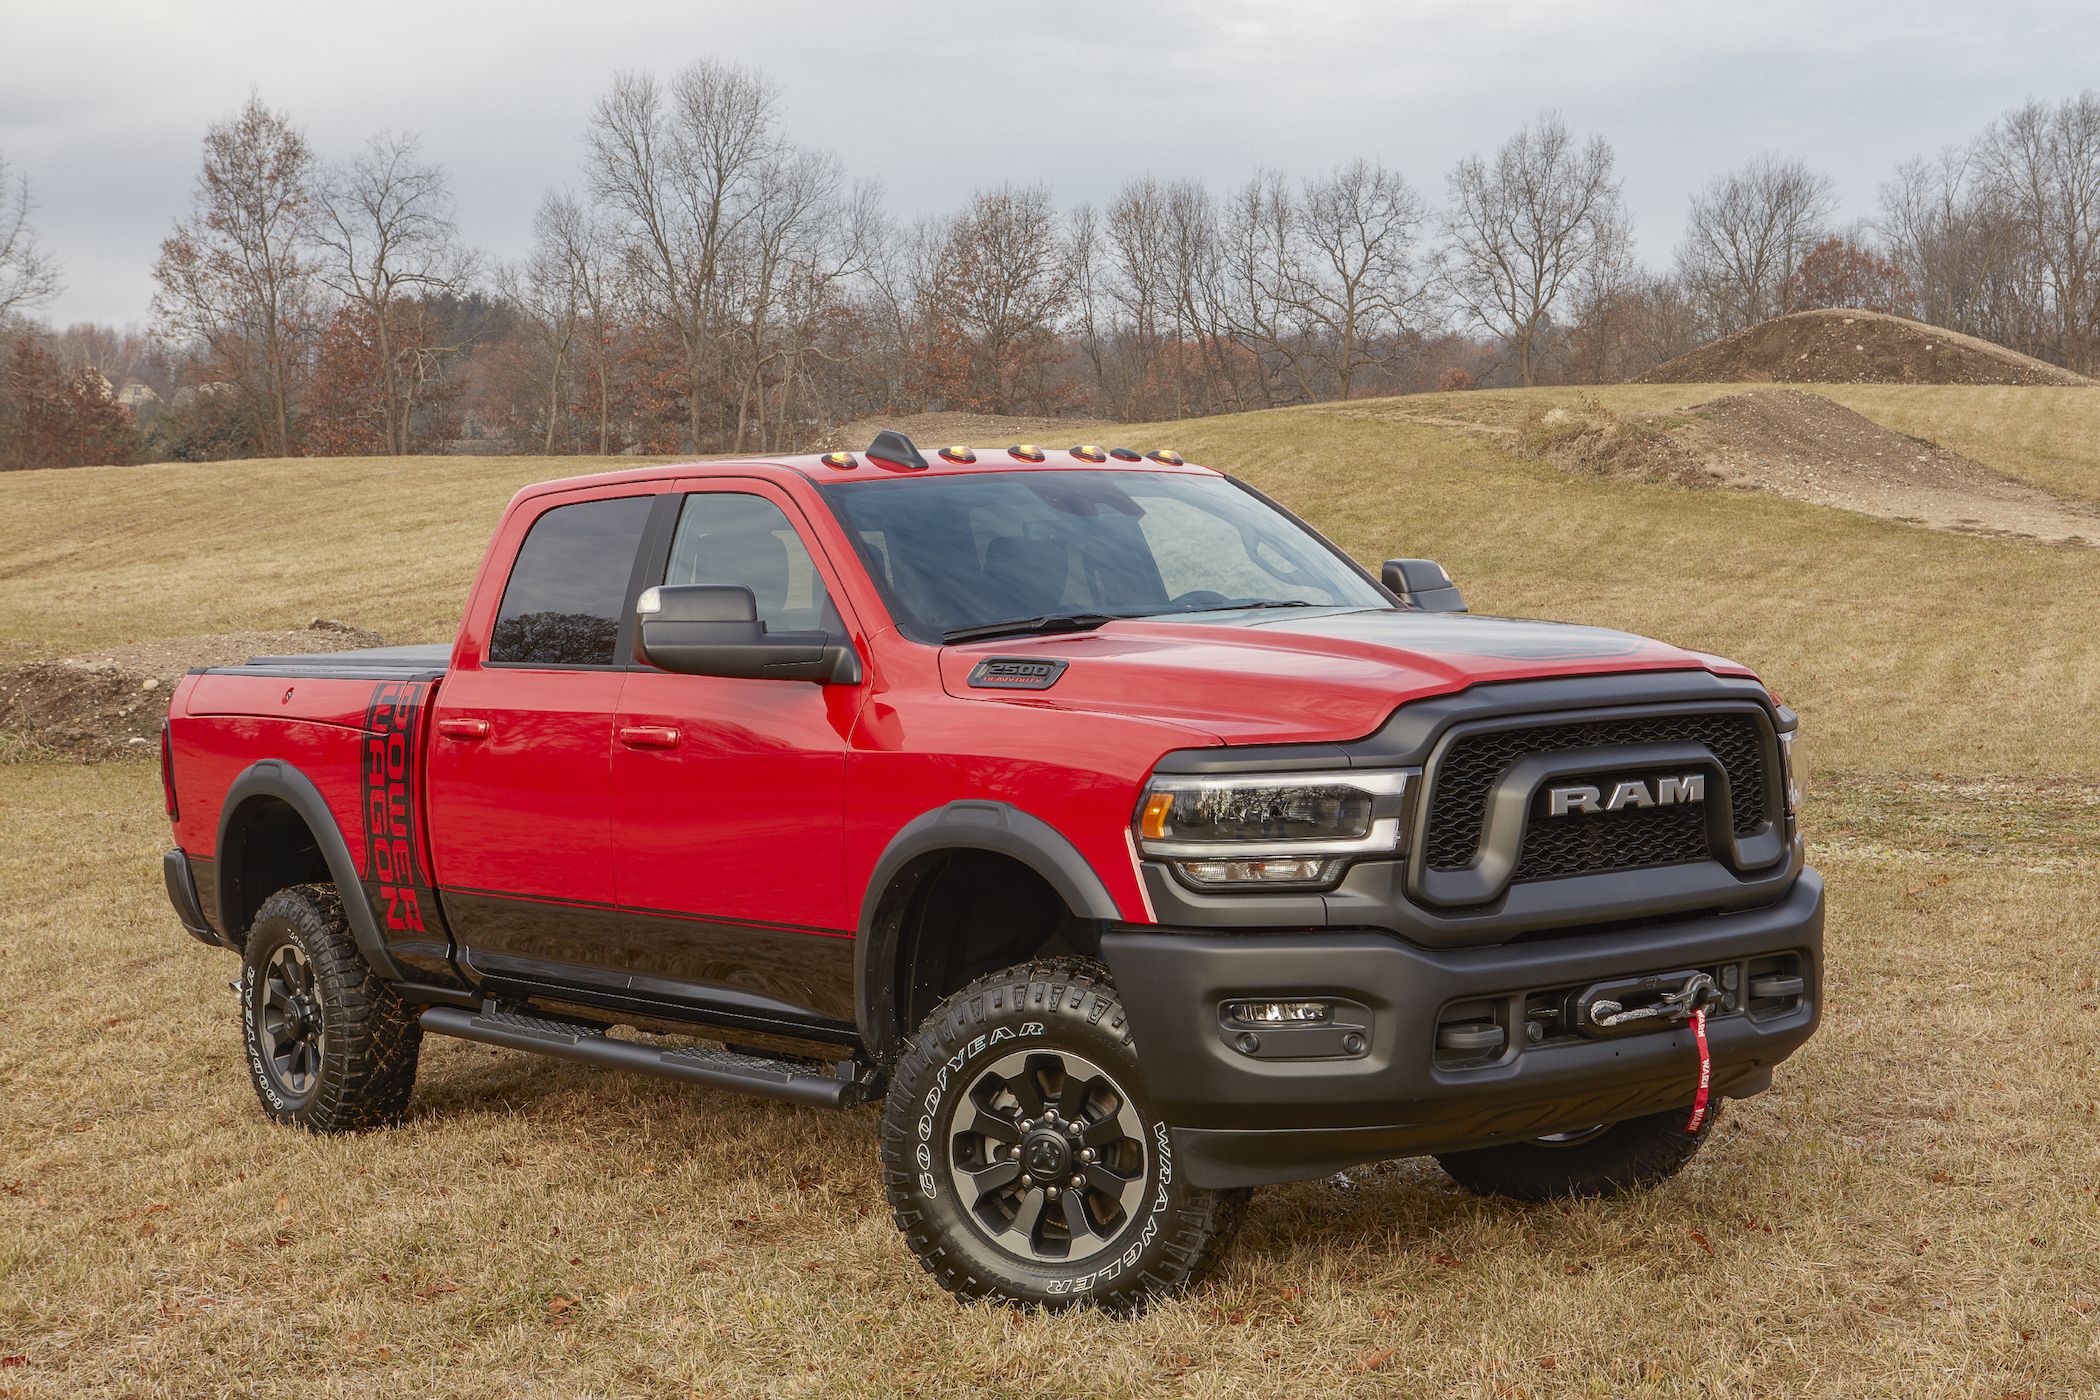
[361,681,433,941]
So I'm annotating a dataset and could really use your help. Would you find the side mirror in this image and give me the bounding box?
[1381,558,1467,613]
[635,585,862,684]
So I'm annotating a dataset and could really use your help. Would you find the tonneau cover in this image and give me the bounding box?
[204,644,452,679]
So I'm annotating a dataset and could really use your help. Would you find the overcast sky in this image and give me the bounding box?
[6,0,2097,327]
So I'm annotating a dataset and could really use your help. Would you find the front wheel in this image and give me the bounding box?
[879,958,1247,1310]
[1434,1104,1719,1203]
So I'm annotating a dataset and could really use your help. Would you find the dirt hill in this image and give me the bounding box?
[1638,308,2093,387]
[1520,388,2100,544]
[0,621,381,760]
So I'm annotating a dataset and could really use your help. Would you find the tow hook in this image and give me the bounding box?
[1574,970,1726,1038]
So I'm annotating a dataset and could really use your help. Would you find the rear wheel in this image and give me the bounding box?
[879,958,1247,1310]
[239,884,422,1132]
[1434,1104,1718,1203]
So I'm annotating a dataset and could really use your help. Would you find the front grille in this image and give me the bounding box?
[1513,801,1707,880]
[1424,711,1767,879]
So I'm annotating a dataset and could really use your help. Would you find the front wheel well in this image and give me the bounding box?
[874,848,1101,1056]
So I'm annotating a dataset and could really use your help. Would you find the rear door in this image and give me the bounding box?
[609,478,864,1022]
[426,487,662,984]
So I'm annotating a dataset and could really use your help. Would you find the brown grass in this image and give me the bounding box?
[3,396,2099,1395]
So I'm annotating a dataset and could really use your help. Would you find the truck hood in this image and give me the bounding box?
[938,607,1752,746]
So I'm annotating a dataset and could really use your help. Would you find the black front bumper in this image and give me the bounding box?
[1099,870,1823,1188]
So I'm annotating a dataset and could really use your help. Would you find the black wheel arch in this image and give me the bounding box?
[214,759,403,980]
[855,801,1123,1063]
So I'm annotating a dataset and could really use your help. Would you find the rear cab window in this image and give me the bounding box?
[488,494,656,666]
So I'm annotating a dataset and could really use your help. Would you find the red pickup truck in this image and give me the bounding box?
[161,430,1820,1309]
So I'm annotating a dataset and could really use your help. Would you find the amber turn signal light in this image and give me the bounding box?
[1139,791,1175,841]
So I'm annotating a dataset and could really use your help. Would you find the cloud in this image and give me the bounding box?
[6,0,2096,325]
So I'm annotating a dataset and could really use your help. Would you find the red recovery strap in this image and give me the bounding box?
[1685,1007,1712,1133]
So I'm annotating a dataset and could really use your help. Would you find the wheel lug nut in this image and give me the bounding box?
[1078,1147,1096,1163]
[1046,1186,1061,1199]
[1069,1173,1084,1188]
[1018,1174,1034,1189]
[1018,1119,1034,1131]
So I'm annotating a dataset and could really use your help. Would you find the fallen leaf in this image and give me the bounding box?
[1356,1347,1395,1372]
[1432,1253,1462,1267]
[1689,1230,1713,1254]
[0,1356,24,1367]
[547,1294,578,1316]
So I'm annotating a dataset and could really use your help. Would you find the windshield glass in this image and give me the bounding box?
[817,470,1390,643]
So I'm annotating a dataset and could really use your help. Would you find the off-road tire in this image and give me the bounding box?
[239,884,422,1132]
[1434,1103,1720,1203]
[879,957,1248,1311]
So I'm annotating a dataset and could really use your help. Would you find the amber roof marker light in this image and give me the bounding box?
[1070,444,1107,463]
[1108,447,1143,461]
[938,445,977,464]
[821,451,858,470]
[1146,449,1185,465]
[1008,444,1046,463]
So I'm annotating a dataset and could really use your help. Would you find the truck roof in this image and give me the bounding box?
[513,440,1212,503]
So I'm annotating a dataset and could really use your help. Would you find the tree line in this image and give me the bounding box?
[4,70,2100,469]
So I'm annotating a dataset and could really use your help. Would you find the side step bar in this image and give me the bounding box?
[421,1004,870,1109]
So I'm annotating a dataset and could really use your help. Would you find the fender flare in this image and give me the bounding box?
[213,759,403,980]
[854,800,1122,1060]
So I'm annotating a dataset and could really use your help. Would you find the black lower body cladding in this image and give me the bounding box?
[1098,870,1823,1189]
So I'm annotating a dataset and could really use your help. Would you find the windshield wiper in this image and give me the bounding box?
[942,612,1128,644]
[1168,599,1319,614]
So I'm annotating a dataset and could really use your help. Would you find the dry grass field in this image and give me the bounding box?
[3,390,2098,1397]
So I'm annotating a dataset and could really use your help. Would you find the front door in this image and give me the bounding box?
[426,488,659,985]
[610,480,864,1023]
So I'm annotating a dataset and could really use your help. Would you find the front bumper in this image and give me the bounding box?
[1099,869,1823,1188]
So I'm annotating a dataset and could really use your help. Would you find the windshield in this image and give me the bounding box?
[817,470,1391,643]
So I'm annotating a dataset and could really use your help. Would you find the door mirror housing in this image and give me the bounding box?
[635,584,862,684]
[1381,558,1467,613]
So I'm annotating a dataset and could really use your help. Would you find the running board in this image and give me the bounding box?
[421,1004,869,1108]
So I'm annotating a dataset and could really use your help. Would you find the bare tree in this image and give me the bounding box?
[1221,169,1306,402]
[1977,93,2100,371]
[1439,114,1629,386]
[311,132,474,454]
[1674,156,1835,334]
[587,61,782,451]
[1287,159,1429,399]
[0,152,62,319]
[1881,149,2047,355]
[503,193,588,452]
[919,185,1075,413]
[152,95,319,455]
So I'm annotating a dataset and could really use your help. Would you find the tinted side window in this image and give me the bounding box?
[489,495,655,665]
[663,492,838,634]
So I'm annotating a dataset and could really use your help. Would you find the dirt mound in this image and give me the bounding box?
[0,620,382,761]
[1518,389,2100,544]
[1638,309,2093,387]
[819,411,1111,455]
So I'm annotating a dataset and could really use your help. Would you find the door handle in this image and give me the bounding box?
[618,725,682,749]
[437,717,491,741]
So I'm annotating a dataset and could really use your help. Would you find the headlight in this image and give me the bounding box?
[1776,720,1803,816]
[1134,770,1412,889]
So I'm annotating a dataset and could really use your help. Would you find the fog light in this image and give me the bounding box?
[1226,1000,1332,1026]
[1174,857,1341,887]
